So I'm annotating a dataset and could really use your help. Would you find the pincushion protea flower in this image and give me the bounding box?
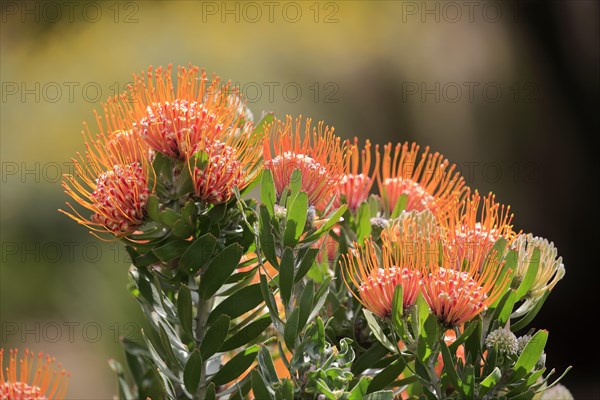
[263,115,347,209]
[190,126,263,204]
[1,348,69,400]
[377,142,467,218]
[343,239,422,318]
[128,65,247,160]
[421,243,511,327]
[335,138,378,211]
[60,123,153,239]
[443,191,516,266]
[511,233,565,299]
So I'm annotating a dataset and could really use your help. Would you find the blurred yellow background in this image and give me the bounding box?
[1,1,598,398]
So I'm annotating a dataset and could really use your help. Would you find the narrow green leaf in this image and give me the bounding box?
[511,330,548,382]
[492,290,517,329]
[391,285,403,334]
[146,195,161,222]
[258,346,279,384]
[221,314,271,352]
[200,243,243,299]
[390,194,408,218]
[211,345,260,386]
[348,376,370,400]
[205,382,216,400]
[515,248,540,300]
[294,247,319,283]
[177,285,193,338]
[208,283,263,323]
[108,359,135,400]
[284,308,300,351]
[440,340,465,397]
[279,247,295,307]
[183,350,202,395]
[367,358,406,393]
[301,205,347,243]
[288,169,302,197]
[297,281,314,332]
[363,309,397,353]
[261,169,276,216]
[152,239,190,263]
[284,192,308,246]
[254,112,275,136]
[251,370,272,400]
[357,202,372,242]
[479,367,502,397]
[179,233,217,274]
[160,208,180,227]
[259,205,279,267]
[352,343,389,374]
[449,318,479,354]
[364,391,394,400]
[200,314,230,360]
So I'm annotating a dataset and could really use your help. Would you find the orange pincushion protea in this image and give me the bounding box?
[443,191,516,266]
[422,243,511,327]
[128,65,246,160]
[377,142,467,219]
[335,138,379,211]
[190,128,263,204]
[343,239,422,318]
[60,120,153,239]
[263,116,347,209]
[1,349,69,400]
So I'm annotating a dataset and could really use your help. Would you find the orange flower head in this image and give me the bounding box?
[129,65,247,159]
[191,126,262,204]
[444,191,516,266]
[335,138,379,211]
[377,142,467,219]
[60,105,154,239]
[343,239,422,318]
[421,243,511,327]
[263,116,347,208]
[1,348,69,400]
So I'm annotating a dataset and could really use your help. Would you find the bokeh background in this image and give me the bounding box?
[1,0,598,398]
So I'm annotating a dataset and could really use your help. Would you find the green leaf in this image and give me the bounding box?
[364,391,394,400]
[511,330,548,382]
[160,208,180,227]
[294,247,319,283]
[261,169,276,216]
[297,281,314,332]
[288,169,302,197]
[205,382,216,400]
[221,314,271,352]
[208,283,263,323]
[254,112,275,136]
[363,309,397,353]
[391,285,403,335]
[146,195,161,222]
[390,194,408,218]
[251,370,272,400]
[492,290,517,329]
[171,219,195,239]
[515,248,540,300]
[449,318,479,354]
[440,340,465,397]
[279,247,295,307]
[200,314,230,360]
[357,202,372,242]
[479,367,501,397]
[152,239,190,263]
[183,349,202,395]
[177,285,194,338]
[511,291,551,332]
[284,307,300,351]
[352,343,389,374]
[108,359,135,400]
[258,346,279,384]
[348,376,370,400]
[301,205,348,243]
[200,243,243,299]
[367,358,406,393]
[259,205,279,268]
[211,345,260,386]
[179,233,217,274]
[284,192,308,246]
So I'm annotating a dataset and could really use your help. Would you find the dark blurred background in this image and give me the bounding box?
[1,1,598,398]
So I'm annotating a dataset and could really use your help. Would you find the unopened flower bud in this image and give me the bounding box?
[486,328,518,355]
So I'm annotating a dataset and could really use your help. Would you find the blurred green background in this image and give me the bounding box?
[1,1,598,398]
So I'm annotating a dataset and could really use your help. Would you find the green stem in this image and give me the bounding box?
[195,296,214,400]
